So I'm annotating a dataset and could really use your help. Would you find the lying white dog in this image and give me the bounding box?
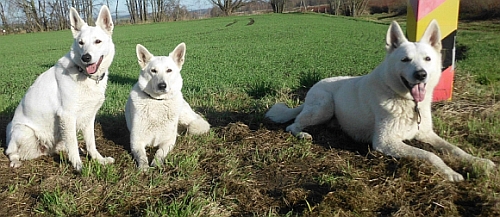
[125,43,210,170]
[266,20,495,181]
[5,6,115,171]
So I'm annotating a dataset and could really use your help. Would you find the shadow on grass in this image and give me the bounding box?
[98,113,130,151]
[0,102,19,147]
[202,107,264,131]
[108,73,137,86]
[455,43,468,61]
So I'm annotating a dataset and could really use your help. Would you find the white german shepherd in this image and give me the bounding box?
[266,20,495,181]
[5,6,115,171]
[125,43,210,170]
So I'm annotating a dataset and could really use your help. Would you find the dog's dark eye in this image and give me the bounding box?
[401,57,411,62]
[78,41,84,45]
[166,69,172,73]
[424,56,431,61]
[151,69,157,73]
[95,39,102,44]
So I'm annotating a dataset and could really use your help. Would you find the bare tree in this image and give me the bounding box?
[328,0,341,15]
[0,1,11,32]
[125,0,138,23]
[16,0,46,32]
[341,0,368,16]
[47,0,70,30]
[209,0,247,16]
[149,0,189,22]
[126,0,148,23]
[115,0,119,23]
[150,0,165,22]
[269,0,285,13]
[141,0,147,21]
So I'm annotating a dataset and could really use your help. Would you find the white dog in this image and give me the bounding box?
[266,20,495,181]
[125,43,210,170]
[5,6,115,171]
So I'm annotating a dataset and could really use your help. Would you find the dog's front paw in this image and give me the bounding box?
[138,164,152,172]
[474,158,496,170]
[297,132,313,140]
[99,157,115,165]
[443,170,464,182]
[150,158,165,168]
[9,160,22,168]
[73,161,83,172]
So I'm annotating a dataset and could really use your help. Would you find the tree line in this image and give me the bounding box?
[0,0,194,33]
[0,0,371,34]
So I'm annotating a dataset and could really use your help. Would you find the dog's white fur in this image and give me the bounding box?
[266,20,495,181]
[125,43,210,170]
[5,6,115,171]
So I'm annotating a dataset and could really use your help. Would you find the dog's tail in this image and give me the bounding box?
[265,103,303,123]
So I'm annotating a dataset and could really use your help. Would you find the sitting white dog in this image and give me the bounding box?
[5,6,115,171]
[125,43,210,170]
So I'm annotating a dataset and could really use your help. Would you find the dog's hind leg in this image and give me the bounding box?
[5,124,44,168]
[81,120,115,165]
[416,131,495,170]
[286,90,335,140]
[178,99,210,135]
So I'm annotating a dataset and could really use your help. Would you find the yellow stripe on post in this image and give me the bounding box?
[407,0,460,102]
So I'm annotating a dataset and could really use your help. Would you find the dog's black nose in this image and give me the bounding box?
[413,70,427,81]
[158,82,167,90]
[81,54,92,63]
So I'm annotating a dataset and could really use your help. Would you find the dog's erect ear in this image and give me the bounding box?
[96,5,114,36]
[385,21,408,53]
[69,7,87,38]
[170,43,186,69]
[136,44,154,69]
[420,19,442,52]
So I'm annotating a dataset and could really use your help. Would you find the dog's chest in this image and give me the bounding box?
[380,98,420,138]
[75,81,106,114]
[136,96,181,128]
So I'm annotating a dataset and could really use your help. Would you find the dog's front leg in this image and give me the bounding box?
[58,110,83,171]
[81,120,114,165]
[374,139,464,181]
[416,131,495,170]
[151,131,177,168]
[372,125,464,181]
[130,144,149,170]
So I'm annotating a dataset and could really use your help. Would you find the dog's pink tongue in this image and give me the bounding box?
[411,83,426,102]
[86,64,97,74]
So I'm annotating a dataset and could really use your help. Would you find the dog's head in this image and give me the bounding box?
[384,20,442,103]
[70,6,115,79]
[135,43,186,100]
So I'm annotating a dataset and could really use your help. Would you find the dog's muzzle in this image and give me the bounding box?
[157,82,167,91]
[81,54,104,75]
[81,53,92,63]
[413,69,427,81]
[401,70,427,103]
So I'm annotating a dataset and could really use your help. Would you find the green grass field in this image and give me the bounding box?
[0,13,499,216]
